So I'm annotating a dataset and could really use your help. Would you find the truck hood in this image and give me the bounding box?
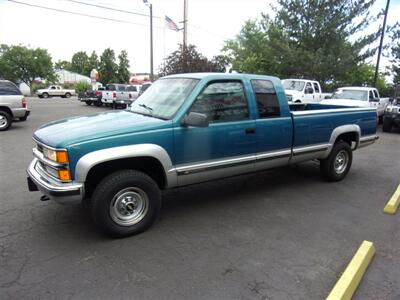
[320,98,369,107]
[33,110,170,148]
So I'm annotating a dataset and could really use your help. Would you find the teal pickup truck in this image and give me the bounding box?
[27,73,378,237]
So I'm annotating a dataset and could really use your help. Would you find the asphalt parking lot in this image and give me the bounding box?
[1,97,399,299]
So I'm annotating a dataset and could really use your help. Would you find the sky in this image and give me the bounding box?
[0,0,399,77]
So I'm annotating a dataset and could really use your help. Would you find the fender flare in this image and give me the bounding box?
[75,144,177,188]
[321,124,361,159]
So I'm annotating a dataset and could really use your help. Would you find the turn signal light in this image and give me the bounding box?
[58,170,71,181]
[22,97,27,108]
[56,151,69,163]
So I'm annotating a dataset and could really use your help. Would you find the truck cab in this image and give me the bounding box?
[282,79,324,103]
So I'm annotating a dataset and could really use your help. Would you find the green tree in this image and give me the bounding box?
[85,51,99,76]
[159,44,228,77]
[99,48,118,84]
[0,44,56,93]
[224,0,379,87]
[54,60,72,70]
[117,50,130,83]
[70,51,89,75]
[389,24,400,84]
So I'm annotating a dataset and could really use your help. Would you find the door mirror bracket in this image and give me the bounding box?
[182,112,209,127]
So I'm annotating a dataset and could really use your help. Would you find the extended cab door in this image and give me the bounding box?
[250,79,293,171]
[303,82,315,103]
[173,80,256,186]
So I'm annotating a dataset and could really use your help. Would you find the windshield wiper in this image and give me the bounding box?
[139,103,153,115]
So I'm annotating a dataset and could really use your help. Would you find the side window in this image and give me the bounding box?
[305,82,314,94]
[189,81,249,123]
[251,79,281,118]
[369,90,374,100]
[373,90,379,99]
[313,82,320,93]
[51,86,56,90]
[0,82,22,95]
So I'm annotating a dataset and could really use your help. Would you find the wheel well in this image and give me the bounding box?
[84,157,167,199]
[0,106,13,117]
[335,132,358,147]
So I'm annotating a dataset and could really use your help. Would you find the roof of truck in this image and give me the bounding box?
[163,72,280,82]
[338,86,377,91]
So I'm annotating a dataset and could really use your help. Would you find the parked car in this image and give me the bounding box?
[101,84,127,107]
[282,79,329,103]
[321,87,389,120]
[37,85,76,98]
[138,82,151,97]
[382,86,400,132]
[0,80,30,131]
[114,84,142,107]
[78,87,104,107]
[27,73,378,237]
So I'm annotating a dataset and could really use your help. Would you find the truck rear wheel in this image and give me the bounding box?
[320,141,352,182]
[85,101,93,106]
[91,170,161,237]
[65,93,71,98]
[382,117,392,132]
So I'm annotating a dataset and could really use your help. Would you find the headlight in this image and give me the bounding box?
[42,148,69,163]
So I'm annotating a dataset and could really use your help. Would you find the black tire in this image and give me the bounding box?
[85,101,93,106]
[19,116,28,121]
[42,92,49,98]
[38,95,43,99]
[382,117,392,132]
[0,110,12,131]
[91,170,161,237]
[94,101,103,107]
[320,141,353,182]
[65,93,71,98]
[295,100,302,103]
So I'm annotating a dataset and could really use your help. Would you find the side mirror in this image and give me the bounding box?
[182,112,209,128]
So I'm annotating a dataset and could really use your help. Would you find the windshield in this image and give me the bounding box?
[332,89,368,101]
[130,78,199,120]
[283,80,305,91]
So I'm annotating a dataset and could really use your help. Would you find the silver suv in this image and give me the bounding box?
[0,80,30,131]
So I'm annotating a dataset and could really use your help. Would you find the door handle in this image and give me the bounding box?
[245,127,256,134]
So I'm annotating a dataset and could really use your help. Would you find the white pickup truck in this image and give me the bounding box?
[282,79,330,103]
[37,85,76,99]
[321,87,390,119]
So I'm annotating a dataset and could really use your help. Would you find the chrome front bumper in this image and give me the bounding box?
[27,158,84,204]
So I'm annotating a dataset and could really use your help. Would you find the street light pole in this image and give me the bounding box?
[373,0,390,87]
[149,3,154,82]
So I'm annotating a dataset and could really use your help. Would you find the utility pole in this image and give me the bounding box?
[374,0,390,87]
[183,0,188,49]
[149,3,154,81]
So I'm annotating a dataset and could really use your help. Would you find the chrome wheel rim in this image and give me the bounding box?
[109,187,149,226]
[0,115,8,129]
[334,150,348,174]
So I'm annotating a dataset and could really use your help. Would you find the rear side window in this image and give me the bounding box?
[106,84,116,91]
[117,85,126,91]
[373,90,379,98]
[251,80,280,118]
[313,82,320,93]
[126,86,137,92]
[190,81,249,123]
[0,82,22,95]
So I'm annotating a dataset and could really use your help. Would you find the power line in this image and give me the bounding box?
[7,0,163,28]
[65,0,162,19]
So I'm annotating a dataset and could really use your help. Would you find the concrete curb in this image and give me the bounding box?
[383,184,400,215]
[326,240,375,300]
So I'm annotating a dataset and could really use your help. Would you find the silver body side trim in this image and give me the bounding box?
[290,143,330,163]
[291,107,376,116]
[358,134,378,148]
[75,144,177,188]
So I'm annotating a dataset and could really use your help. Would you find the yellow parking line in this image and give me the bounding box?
[383,184,400,215]
[326,241,375,300]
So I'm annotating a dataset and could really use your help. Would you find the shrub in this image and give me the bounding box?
[75,81,91,93]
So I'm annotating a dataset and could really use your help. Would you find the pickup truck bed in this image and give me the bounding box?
[27,73,378,237]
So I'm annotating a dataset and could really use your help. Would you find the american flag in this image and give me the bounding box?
[165,15,179,32]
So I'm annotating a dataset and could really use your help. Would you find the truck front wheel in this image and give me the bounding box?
[91,170,161,237]
[320,141,352,182]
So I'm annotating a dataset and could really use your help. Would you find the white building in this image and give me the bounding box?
[55,69,91,84]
